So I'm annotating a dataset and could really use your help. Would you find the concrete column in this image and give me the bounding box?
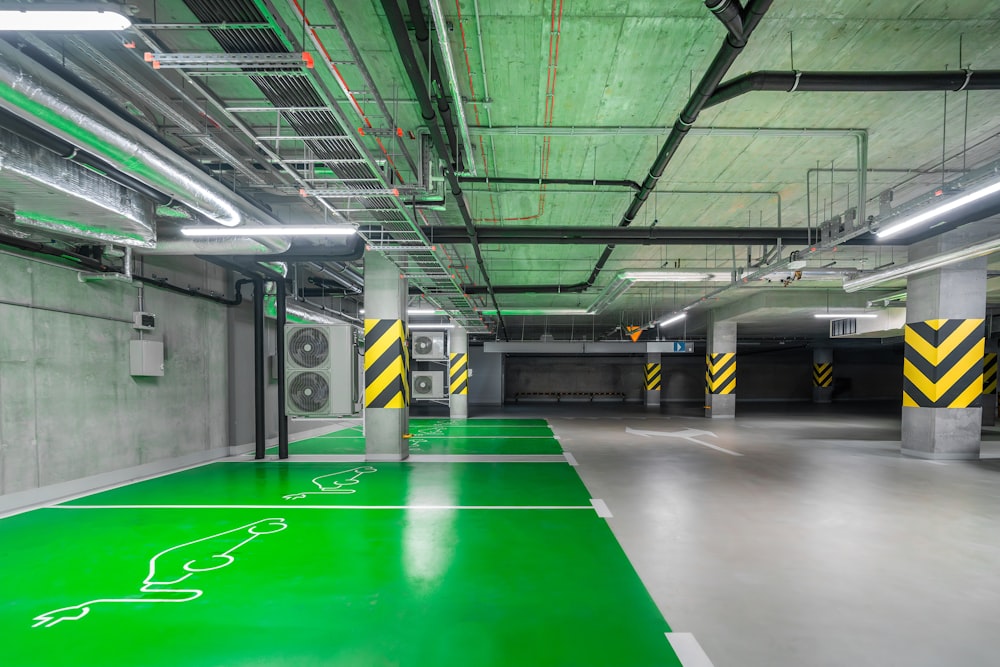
[363,252,409,461]
[705,316,736,418]
[812,348,834,403]
[644,352,661,409]
[982,338,997,427]
[901,230,987,460]
[449,326,469,419]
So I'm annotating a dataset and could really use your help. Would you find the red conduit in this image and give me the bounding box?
[476,0,563,222]
[289,0,405,184]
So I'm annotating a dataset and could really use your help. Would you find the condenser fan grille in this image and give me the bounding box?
[288,372,330,413]
[414,375,433,394]
[288,327,329,368]
[414,336,434,355]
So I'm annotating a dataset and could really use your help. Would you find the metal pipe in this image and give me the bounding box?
[428,0,477,175]
[253,277,266,460]
[707,70,1000,109]
[458,176,641,190]
[705,0,745,45]
[276,277,289,460]
[381,0,508,339]
[844,235,1000,292]
[420,225,867,245]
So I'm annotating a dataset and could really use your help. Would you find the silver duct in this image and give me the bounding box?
[136,237,276,255]
[0,41,289,253]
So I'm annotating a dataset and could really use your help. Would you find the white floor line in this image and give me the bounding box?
[223,455,566,463]
[665,633,715,667]
[564,452,579,466]
[590,498,613,518]
[52,504,595,511]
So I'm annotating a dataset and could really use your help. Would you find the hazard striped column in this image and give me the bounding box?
[982,344,997,426]
[644,353,661,408]
[363,251,409,461]
[903,319,984,408]
[812,349,833,404]
[449,327,469,419]
[705,318,736,418]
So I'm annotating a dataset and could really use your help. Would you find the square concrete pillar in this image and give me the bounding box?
[644,352,661,409]
[901,229,987,459]
[449,326,469,419]
[812,348,833,403]
[705,317,736,418]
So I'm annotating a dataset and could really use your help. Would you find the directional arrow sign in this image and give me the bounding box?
[625,426,742,456]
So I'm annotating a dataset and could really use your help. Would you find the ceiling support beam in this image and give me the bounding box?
[380,0,508,339]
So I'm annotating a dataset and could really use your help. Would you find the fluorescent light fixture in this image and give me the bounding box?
[406,309,439,316]
[0,5,131,31]
[877,180,1000,239]
[814,313,878,319]
[659,313,687,327]
[844,234,1000,292]
[408,323,454,329]
[181,226,356,237]
[621,270,730,282]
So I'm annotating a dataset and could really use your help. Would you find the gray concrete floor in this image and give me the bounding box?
[476,402,1000,667]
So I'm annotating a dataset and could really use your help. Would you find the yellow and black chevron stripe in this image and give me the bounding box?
[983,353,997,395]
[903,319,984,408]
[643,363,661,391]
[813,362,833,388]
[706,353,736,394]
[364,319,409,408]
[450,352,469,395]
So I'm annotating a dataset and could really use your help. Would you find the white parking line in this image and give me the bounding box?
[665,633,715,666]
[52,504,595,511]
[590,498,613,518]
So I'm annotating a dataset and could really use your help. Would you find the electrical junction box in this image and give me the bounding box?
[130,339,164,377]
[132,311,156,331]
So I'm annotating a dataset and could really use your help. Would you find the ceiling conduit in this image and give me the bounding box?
[381,0,508,340]
[582,0,774,290]
[458,176,642,190]
[420,226,878,246]
[706,70,1000,109]
[0,40,290,253]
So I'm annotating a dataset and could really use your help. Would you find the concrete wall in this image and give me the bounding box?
[0,252,228,504]
[501,345,904,404]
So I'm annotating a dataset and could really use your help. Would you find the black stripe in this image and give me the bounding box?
[936,365,983,407]
[366,318,396,345]
[708,356,735,381]
[365,339,404,385]
[903,379,934,406]
[906,321,939,342]
[368,377,405,408]
[938,326,984,368]
[450,358,468,379]
[451,379,468,394]
[904,344,941,380]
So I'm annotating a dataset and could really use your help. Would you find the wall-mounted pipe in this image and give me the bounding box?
[707,70,1000,109]
[252,276,267,461]
[276,277,289,460]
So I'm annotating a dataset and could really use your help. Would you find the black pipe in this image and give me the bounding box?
[252,276,266,461]
[421,225,870,245]
[405,0,465,172]
[583,0,774,290]
[707,70,1000,109]
[462,282,589,295]
[276,278,289,460]
[706,0,745,45]
[381,0,508,340]
[458,176,642,190]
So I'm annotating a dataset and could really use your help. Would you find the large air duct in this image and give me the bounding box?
[0,40,289,253]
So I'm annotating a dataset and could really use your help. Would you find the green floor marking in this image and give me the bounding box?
[409,418,550,427]
[275,435,563,455]
[409,424,554,437]
[1,507,679,667]
[61,462,591,507]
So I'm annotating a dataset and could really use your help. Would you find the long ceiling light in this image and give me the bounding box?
[621,270,731,282]
[409,323,455,329]
[843,234,1000,292]
[659,313,687,327]
[876,180,1000,239]
[0,4,132,31]
[814,313,878,319]
[181,226,356,237]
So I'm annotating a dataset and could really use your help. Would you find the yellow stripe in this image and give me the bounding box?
[903,359,937,400]
[367,363,405,406]
[948,378,983,409]
[450,370,468,393]
[926,318,946,331]
[934,340,984,396]
[363,320,402,369]
[904,325,939,363]
[935,319,983,360]
[902,391,919,407]
[711,364,736,389]
[718,377,736,394]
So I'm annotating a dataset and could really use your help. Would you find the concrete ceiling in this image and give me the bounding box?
[2,1,1000,340]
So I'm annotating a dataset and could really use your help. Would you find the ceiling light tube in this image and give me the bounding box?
[181,226,356,237]
[844,234,1000,292]
[659,313,687,327]
[876,180,1000,239]
[0,5,131,31]
[408,323,455,329]
[814,313,878,319]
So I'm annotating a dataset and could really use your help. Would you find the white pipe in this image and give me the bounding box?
[843,236,1000,292]
[427,0,477,176]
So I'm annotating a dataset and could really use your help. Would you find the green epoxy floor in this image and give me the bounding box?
[2,419,681,666]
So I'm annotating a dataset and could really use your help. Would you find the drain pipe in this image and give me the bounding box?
[276,277,289,460]
[584,0,774,289]
[381,0,508,340]
[252,276,267,461]
[706,0,745,43]
[707,70,1000,109]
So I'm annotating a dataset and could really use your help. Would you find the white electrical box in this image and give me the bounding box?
[130,339,164,376]
[132,311,156,331]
